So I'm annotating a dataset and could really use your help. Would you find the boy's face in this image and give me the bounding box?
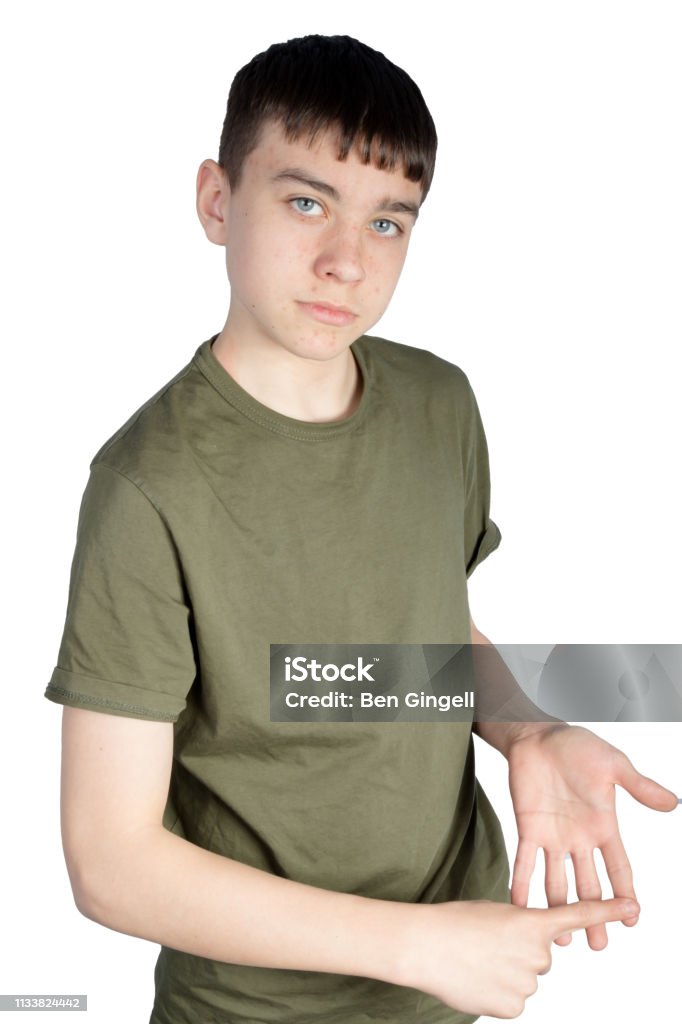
[202,120,423,364]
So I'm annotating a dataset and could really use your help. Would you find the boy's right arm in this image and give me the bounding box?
[61,705,639,1020]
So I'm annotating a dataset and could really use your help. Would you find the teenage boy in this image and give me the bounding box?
[46,34,677,1024]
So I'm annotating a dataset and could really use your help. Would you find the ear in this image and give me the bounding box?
[196,159,230,246]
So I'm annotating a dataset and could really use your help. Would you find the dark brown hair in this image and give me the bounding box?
[218,35,438,200]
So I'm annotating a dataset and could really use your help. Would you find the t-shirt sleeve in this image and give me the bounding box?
[45,462,196,722]
[459,375,502,579]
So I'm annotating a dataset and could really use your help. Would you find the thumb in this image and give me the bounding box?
[617,759,679,811]
[546,898,639,940]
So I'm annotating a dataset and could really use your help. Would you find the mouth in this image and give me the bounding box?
[297,300,358,328]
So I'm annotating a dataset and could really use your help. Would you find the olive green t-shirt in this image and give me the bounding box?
[45,333,509,1024]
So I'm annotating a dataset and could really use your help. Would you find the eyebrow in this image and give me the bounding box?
[271,168,420,219]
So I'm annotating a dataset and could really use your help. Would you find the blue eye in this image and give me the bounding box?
[371,218,400,236]
[291,197,322,215]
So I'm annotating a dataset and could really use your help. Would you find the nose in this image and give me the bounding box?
[313,224,366,284]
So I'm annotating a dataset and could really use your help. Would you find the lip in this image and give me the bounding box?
[297,300,358,327]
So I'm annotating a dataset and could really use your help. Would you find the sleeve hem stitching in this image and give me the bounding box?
[44,684,178,722]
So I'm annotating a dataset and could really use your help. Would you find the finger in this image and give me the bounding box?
[546,897,640,941]
[616,759,679,811]
[601,834,638,926]
[511,839,538,907]
[573,849,607,950]
[544,849,571,946]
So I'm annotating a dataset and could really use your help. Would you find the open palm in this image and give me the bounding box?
[506,724,677,949]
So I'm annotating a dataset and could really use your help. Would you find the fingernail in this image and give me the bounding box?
[623,900,639,914]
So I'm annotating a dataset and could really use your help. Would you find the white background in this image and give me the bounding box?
[1,2,680,1022]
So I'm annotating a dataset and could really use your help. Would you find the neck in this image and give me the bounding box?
[211,326,363,423]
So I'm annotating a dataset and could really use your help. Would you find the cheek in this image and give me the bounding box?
[227,230,285,301]
[231,220,296,288]
[366,249,406,298]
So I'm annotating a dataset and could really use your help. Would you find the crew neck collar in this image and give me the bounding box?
[194,334,372,441]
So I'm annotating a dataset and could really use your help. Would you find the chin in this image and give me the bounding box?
[287,330,362,361]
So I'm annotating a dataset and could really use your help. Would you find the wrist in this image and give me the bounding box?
[475,719,568,759]
[505,720,570,754]
[308,889,418,987]
[377,901,437,992]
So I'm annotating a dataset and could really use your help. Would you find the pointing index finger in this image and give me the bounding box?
[547,898,640,940]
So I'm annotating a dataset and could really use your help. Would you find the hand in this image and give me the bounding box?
[506,724,678,949]
[399,896,638,1018]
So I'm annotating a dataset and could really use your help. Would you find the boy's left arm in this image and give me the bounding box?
[469,615,678,950]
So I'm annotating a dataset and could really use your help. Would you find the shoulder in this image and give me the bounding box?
[358,333,472,388]
[357,333,477,414]
[88,342,216,498]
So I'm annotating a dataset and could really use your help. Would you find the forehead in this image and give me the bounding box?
[243,119,423,204]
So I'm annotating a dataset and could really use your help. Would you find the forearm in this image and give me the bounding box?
[470,629,565,757]
[77,825,414,985]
